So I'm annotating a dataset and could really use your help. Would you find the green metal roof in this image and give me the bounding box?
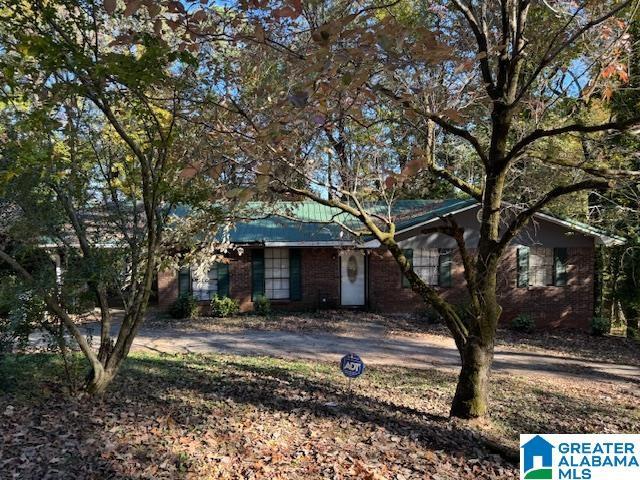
[226,199,475,244]
[172,198,623,246]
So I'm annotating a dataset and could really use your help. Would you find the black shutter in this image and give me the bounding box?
[401,249,413,288]
[517,247,529,288]
[438,249,453,287]
[178,267,191,296]
[553,248,568,286]
[251,249,265,301]
[217,262,230,297]
[289,249,302,300]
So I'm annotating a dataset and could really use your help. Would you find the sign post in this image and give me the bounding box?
[340,353,365,398]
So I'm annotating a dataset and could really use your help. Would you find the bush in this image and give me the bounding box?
[628,324,639,340]
[65,289,96,315]
[1,290,47,354]
[0,317,15,355]
[510,313,535,333]
[0,275,18,318]
[253,295,271,316]
[591,316,610,336]
[419,307,442,324]
[210,295,239,318]
[169,293,199,319]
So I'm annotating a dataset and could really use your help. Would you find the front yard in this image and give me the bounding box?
[1,350,638,479]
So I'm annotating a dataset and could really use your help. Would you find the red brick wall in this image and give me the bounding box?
[297,248,341,309]
[368,246,594,330]
[156,251,256,313]
[157,248,340,313]
[367,249,468,311]
[157,246,595,330]
[230,250,253,312]
[157,269,178,308]
[227,248,342,312]
[497,246,595,330]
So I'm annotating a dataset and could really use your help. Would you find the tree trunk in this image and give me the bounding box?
[619,293,640,339]
[450,336,494,419]
[450,256,500,419]
[627,314,639,339]
[86,365,115,395]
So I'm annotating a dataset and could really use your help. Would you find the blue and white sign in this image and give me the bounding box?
[520,434,640,479]
[340,353,364,378]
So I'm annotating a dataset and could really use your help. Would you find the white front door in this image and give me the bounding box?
[340,250,366,306]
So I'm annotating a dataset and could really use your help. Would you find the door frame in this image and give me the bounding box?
[338,249,368,308]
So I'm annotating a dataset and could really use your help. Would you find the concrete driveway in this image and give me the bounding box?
[84,324,640,386]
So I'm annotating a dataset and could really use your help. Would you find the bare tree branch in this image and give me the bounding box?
[425,162,483,201]
[506,117,640,163]
[497,179,612,252]
[372,83,490,165]
[511,0,636,106]
[450,0,497,96]
[528,155,640,179]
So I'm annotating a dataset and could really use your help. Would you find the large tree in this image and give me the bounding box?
[595,13,640,339]
[0,0,235,393]
[204,0,640,418]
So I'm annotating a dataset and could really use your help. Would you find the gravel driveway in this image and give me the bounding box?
[76,322,640,386]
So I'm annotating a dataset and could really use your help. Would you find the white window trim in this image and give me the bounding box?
[414,248,440,286]
[529,247,553,287]
[265,248,290,300]
[191,267,218,301]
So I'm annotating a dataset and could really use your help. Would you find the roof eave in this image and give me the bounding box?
[262,241,359,247]
[363,204,626,247]
[363,200,481,248]
[393,199,479,233]
[533,212,626,246]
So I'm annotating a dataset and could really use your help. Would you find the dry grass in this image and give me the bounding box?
[1,352,638,479]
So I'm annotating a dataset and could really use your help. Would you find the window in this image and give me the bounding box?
[191,267,218,300]
[529,247,553,287]
[414,248,440,286]
[265,248,290,299]
[178,267,191,296]
[402,248,452,288]
[518,247,568,288]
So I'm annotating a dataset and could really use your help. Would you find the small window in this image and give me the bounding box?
[178,267,191,296]
[529,247,553,287]
[192,267,218,300]
[265,248,290,299]
[414,248,440,286]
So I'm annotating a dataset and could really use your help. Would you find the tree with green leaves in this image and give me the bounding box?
[594,13,640,339]
[0,0,236,393]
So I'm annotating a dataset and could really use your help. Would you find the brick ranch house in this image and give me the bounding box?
[157,199,623,330]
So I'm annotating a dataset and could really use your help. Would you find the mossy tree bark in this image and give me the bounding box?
[86,366,114,396]
[450,337,494,418]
